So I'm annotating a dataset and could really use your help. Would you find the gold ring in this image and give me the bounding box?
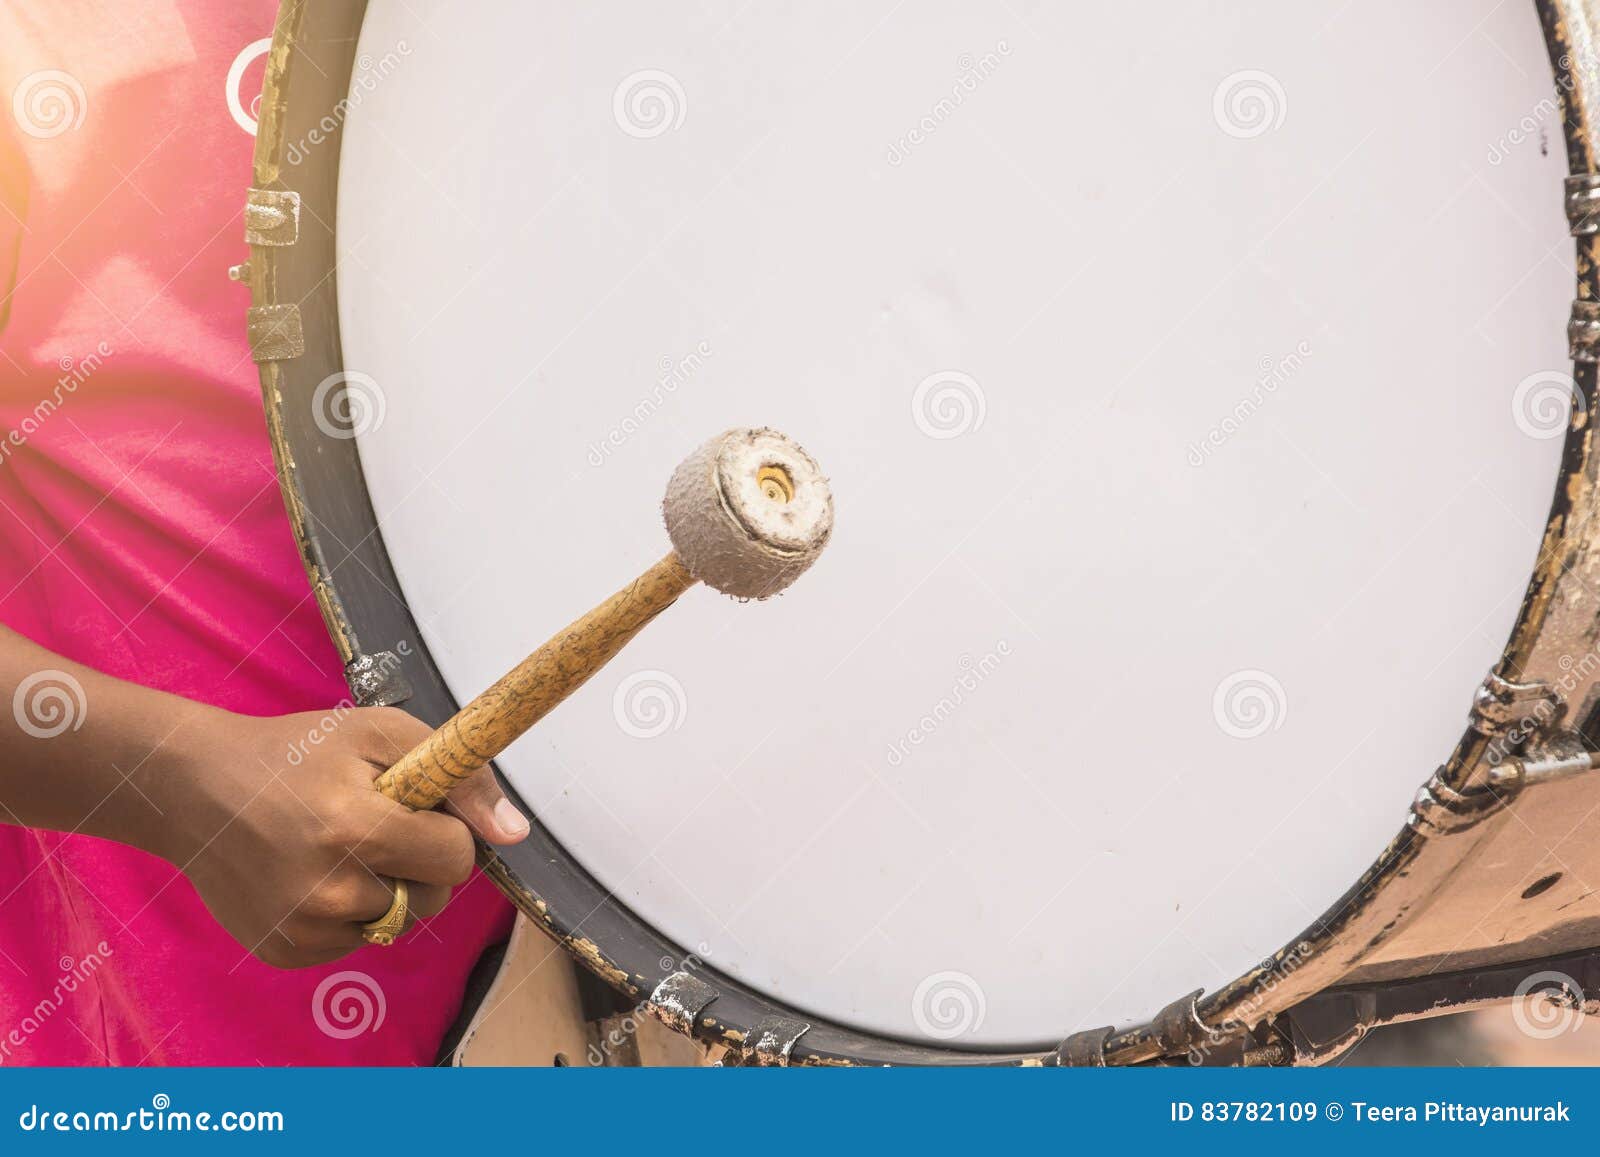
[360,878,410,946]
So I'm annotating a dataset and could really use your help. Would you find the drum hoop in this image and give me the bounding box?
[245,0,1600,1066]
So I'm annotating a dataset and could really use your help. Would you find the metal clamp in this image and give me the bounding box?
[1409,767,1508,835]
[645,971,718,1037]
[1568,174,1600,236]
[246,304,304,363]
[1052,1025,1112,1067]
[1152,989,1211,1058]
[344,650,413,707]
[1470,671,1559,738]
[1571,300,1600,363]
[739,1017,811,1066]
[244,188,301,247]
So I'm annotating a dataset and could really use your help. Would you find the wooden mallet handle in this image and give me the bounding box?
[373,427,834,814]
[374,552,695,810]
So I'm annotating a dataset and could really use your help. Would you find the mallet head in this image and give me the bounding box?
[663,427,834,600]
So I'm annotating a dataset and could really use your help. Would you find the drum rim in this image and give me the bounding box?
[244,0,1600,1066]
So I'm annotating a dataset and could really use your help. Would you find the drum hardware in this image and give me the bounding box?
[741,1017,816,1067]
[451,918,712,1066]
[1052,1025,1112,1068]
[1193,1033,1289,1069]
[1154,991,1223,1064]
[1416,735,1600,836]
[343,649,413,708]
[647,971,722,1040]
[1569,301,1600,362]
[243,187,301,247]
[1469,672,1561,738]
[240,189,304,362]
[371,427,833,811]
[1055,991,1249,1068]
[1486,749,1600,793]
[1239,1041,1293,1068]
[1564,173,1600,235]
[246,302,304,364]
[708,1016,816,1068]
[1056,1018,1296,1069]
[1410,768,1517,836]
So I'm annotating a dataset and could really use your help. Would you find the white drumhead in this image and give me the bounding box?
[337,2,1570,1046]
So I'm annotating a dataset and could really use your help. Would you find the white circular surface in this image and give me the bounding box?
[336,2,1572,1046]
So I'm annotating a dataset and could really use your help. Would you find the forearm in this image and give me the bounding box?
[0,624,527,967]
[0,624,222,861]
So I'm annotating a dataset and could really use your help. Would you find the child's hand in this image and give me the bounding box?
[155,706,529,968]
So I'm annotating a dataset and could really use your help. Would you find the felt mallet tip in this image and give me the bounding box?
[663,427,834,600]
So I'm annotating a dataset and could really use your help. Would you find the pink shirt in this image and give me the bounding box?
[0,2,512,1064]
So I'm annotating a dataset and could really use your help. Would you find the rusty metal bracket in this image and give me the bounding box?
[1151,989,1211,1058]
[1571,300,1600,363]
[1470,671,1560,738]
[247,304,304,363]
[1412,734,1600,836]
[344,650,413,707]
[645,971,718,1036]
[1409,767,1508,835]
[1568,174,1600,235]
[739,1017,811,1066]
[245,188,301,247]
[1051,1025,1113,1067]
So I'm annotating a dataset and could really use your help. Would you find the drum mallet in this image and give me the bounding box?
[373,427,834,811]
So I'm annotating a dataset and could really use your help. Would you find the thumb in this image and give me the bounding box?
[446,766,531,846]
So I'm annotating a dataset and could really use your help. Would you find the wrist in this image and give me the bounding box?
[126,700,244,867]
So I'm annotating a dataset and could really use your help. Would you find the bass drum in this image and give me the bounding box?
[246,0,1600,1064]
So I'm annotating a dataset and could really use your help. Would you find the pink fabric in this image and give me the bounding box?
[0,3,512,1064]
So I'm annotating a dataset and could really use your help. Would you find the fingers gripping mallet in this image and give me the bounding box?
[373,428,834,812]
